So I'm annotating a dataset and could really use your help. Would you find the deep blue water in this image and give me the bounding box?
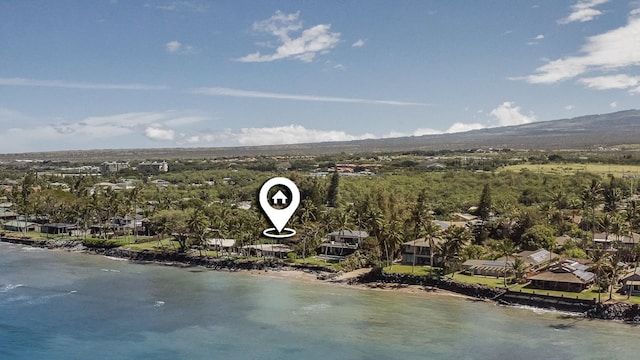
[1,241,639,360]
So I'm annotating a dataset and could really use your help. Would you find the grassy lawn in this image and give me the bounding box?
[509,283,601,301]
[384,264,434,276]
[451,273,510,288]
[498,163,640,177]
[122,238,176,251]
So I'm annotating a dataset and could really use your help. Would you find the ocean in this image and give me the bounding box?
[1,241,638,360]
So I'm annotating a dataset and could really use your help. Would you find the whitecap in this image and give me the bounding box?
[20,246,44,252]
[0,284,25,292]
[294,303,331,315]
[154,301,165,307]
[104,256,128,261]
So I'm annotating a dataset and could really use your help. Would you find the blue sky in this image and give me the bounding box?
[1,0,639,153]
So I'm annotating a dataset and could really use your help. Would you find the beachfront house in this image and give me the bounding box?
[206,238,236,254]
[528,260,595,292]
[41,223,78,235]
[401,237,444,266]
[2,220,39,233]
[242,243,292,259]
[621,268,640,296]
[318,230,368,261]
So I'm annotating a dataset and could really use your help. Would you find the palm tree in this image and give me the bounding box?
[511,257,527,283]
[187,208,209,256]
[589,248,613,302]
[383,219,405,271]
[419,220,441,275]
[581,179,603,233]
[497,239,516,287]
[608,254,624,301]
[434,226,469,278]
[127,186,143,244]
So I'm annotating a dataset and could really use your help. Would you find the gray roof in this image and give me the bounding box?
[328,230,369,238]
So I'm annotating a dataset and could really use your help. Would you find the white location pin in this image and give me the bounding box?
[259,177,300,238]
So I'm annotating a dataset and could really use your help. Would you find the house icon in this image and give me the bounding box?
[272,190,288,205]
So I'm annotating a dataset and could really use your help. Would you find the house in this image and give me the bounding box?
[206,238,236,252]
[621,268,640,296]
[242,243,292,259]
[0,208,18,221]
[2,220,39,233]
[318,230,368,260]
[41,223,77,235]
[528,260,595,292]
[592,232,640,249]
[401,237,445,266]
[496,249,559,270]
[462,259,513,277]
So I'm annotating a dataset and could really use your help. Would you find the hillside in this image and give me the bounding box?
[1,109,639,162]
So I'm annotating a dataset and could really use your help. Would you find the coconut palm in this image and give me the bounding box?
[589,248,613,302]
[497,239,516,287]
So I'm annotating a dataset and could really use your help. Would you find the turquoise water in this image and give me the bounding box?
[1,241,639,360]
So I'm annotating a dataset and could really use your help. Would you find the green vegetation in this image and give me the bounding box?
[3,148,640,304]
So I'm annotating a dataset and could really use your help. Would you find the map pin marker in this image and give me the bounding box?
[259,177,300,238]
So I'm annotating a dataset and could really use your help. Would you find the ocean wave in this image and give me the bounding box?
[20,246,44,252]
[104,256,128,261]
[100,269,121,273]
[0,284,25,293]
[506,304,582,317]
[154,300,165,307]
[294,302,331,315]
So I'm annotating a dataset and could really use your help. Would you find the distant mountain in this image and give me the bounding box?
[1,109,639,162]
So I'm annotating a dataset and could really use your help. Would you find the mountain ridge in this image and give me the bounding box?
[1,109,639,162]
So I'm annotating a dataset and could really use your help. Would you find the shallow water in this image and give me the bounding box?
[1,241,638,360]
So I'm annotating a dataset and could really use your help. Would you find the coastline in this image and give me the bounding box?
[2,235,640,322]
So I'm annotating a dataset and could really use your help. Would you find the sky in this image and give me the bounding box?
[0,0,639,153]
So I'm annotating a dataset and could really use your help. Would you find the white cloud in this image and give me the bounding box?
[516,9,640,84]
[535,34,545,40]
[412,128,442,136]
[0,77,167,90]
[165,40,194,54]
[166,40,182,53]
[558,0,609,24]
[184,125,375,146]
[146,1,208,12]
[610,101,618,108]
[490,102,535,126]
[145,126,175,141]
[352,39,365,47]
[190,87,428,106]
[565,105,575,110]
[579,74,640,90]
[447,122,485,133]
[237,11,340,63]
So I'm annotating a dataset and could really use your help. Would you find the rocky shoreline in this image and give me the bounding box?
[3,236,640,323]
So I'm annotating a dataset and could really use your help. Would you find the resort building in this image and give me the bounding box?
[100,162,130,174]
[137,161,169,172]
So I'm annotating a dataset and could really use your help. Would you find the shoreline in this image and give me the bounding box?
[2,236,640,322]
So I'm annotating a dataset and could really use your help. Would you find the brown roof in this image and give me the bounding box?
[528,271,589,284]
